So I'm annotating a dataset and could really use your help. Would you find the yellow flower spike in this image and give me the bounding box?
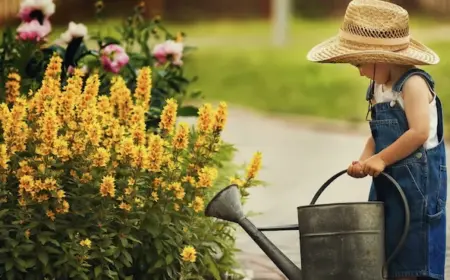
[147,134,164,172]
[0,144,9,170]
[134,67,152,111]
[246,151,263,181]
[172,122,189,150]
[213,102,228,134]
[181,246,197,263]
[44,54,63,82]
[5,72,21,104]
[159,98,178,134]
[197,103,213,133]
[131,145,149,170]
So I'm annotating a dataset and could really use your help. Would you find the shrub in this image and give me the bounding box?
[0,54,263,279]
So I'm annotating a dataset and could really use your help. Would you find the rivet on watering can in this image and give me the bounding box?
[415,152,423,159]
[390,100,396,107]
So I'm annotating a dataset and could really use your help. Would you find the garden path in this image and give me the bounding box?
[183,105,450,279]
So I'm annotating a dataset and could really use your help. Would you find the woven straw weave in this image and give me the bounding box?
[307,0,440,65]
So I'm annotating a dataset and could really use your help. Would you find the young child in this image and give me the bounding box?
[307,0,446,279]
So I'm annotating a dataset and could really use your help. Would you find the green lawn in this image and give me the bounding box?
[170,19,450,125]
[45,18,450,125]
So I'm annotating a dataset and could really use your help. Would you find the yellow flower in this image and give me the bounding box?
[131,145,149,170]
[56,200,70,214]
[173,203,180,211]
[159,98,178,134]
[147,134,164,172]
[229,176,244,187]
[80,173,93,184]
[56,190,65,200]
[99,175,116,198]
[190,196,204,213]
[197,166,218,188]
[118,137,134,162]
[119,202,132,211]
[92,147,111,167]
[197,103,213,133]
[5,72,21,104]
[80,238,92,248]
[171,182,185,200]
[181,246,197,263]
[213,102,228,134]
[246,151,262,180]
[151,191,159,201]
[46,210,55,221]
[134,67,152,111]
[172,122,189,150]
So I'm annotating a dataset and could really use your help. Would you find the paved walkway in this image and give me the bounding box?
[195,105,450,279]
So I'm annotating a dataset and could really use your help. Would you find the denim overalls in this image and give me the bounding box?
[367,68,447,279]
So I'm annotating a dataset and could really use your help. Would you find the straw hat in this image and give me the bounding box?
[306,0,440,65]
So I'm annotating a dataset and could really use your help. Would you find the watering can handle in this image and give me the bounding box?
[309,169,410,275]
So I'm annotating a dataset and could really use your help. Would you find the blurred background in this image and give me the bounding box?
[1,0,449,125]
[2,1,450,278]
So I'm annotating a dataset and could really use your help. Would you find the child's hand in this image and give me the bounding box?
[361,155,386,177]
[347,161,366,178]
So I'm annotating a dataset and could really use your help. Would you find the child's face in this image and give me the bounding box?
[354,63,390,84]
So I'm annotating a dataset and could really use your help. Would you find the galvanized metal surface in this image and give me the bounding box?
[298,202,385,280]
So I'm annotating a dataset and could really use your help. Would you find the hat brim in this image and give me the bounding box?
[307,36,440,65]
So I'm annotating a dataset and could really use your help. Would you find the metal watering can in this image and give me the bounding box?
[205,170,411,280]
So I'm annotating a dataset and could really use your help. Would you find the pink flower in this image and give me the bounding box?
[100,44,129,74]
[16,19,51,41]
[152,40,184,66]
[18,0,55,22]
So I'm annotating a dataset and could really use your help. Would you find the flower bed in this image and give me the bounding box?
[0,1,264,279]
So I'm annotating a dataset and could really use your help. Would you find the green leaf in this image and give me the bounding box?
[0,209,9,218]
[177,105,199,117]
[204,252,221,280]
[94,265,102,278]
[5,259,13,271]
[165,254,173,265]
[37,250,49,266]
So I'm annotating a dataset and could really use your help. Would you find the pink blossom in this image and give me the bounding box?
[152,40,184,66]
[100,44,129,74]
[67,65,88,75]
[18,0,55,22]
[16,19,51,41]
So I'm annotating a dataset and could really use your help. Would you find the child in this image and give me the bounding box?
[307,0,446,279]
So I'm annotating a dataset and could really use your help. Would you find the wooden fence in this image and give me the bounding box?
[1,0,450,24]
[0,0,21,24]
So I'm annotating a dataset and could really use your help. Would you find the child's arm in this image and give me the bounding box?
[377,75,431,166]
[359,136,375,161]
[362,75,431,176]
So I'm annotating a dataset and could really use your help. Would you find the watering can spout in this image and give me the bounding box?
[205,185,302,280]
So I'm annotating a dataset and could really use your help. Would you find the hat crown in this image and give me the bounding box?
[341,0,410,40]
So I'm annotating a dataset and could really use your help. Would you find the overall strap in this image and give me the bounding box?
[392,68,435,93]
[366,81,375,101]
[392,68,444,141]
